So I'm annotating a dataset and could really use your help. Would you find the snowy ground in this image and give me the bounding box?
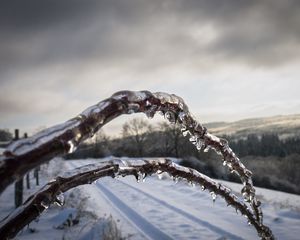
[1,157,300,239]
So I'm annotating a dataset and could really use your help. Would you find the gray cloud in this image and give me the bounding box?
[1,0,300,133]
[1,0,299,76]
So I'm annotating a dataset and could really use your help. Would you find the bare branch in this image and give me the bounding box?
[0,158,273,239]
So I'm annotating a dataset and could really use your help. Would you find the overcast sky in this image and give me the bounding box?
[1,0,300,136]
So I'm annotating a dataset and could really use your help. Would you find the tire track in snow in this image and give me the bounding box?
[116,179,243,240]
[95,182,173,240]
[66,161,172,240]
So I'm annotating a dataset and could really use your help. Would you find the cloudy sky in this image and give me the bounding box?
[0,0,300,136]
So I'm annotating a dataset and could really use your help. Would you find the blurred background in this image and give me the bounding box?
[1,1,300,193]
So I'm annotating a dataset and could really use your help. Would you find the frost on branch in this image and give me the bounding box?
[0,90,274,239]
[0,158,273,240]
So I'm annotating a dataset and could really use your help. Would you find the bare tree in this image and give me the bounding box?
[122,118,153,156]
[0,129,13,142]
[94,129,111,157]
[159,122,182,157]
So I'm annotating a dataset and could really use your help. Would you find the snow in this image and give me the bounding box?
[1,157,300,239]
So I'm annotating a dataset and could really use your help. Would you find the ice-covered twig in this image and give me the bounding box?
[0,158,273,240]
[0,90,273,238]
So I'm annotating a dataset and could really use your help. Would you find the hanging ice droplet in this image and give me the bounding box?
[257,200,261,207]
[244,169,253,178]
[134,172,147,182]
[203,146,210,152]
[196,139,204,150]
[173,176,179,184]
[135,173,141,183]
[145,105,157,119]
[241,185,253,202]
[40,198,51,210]
[158,110,165,116]
[189,135,197,143]
[67,140,77,154]
[142,172,147,182]
[165,111,176,123]
[181,127,189,137]
[188,181,195,187]
[210,191,217,202]
[201,185,206,191]
[156,171,164,180]
[178,111,186,122]
[54,192,65,207]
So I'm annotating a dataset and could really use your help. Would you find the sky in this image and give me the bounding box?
[0,0,300,136]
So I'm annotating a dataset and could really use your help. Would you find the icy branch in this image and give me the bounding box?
[0,90,274,239]
[0,158,273,240]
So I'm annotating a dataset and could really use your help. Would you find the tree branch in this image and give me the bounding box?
[0,158,273,239]
[0,90,274,239]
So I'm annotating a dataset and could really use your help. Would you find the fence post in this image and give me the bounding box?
[34,167,40,186]
[23,133,31,190]
[14,129,23,208]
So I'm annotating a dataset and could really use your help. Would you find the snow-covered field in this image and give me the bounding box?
[1,157,300,239]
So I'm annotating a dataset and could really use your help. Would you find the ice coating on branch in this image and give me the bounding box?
[81,100,110,117]
[5,119,81,156]
[111,90,149,102]
[1,90,266,236]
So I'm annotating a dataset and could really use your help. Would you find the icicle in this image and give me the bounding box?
[135,172,143,183]
[189,136,197,143]
[257,200,261,207]
[245,169,253,178]
[181,127,189,137]
[164,111,176,123]
[145,106,157,119]
[188,181,195,187]
[142,172,147,182]
[210,191,217,202]
[40,198,51,210]
[158,110,165,116]
[173,176,179,184]
[54,192,65,207]
[178,111,186,123]
[133,171,147,182]
[203,146,210,152]
[67,140,77,154]
[156,170,164,180]
[241,185,254,202]
[195,139,204,150]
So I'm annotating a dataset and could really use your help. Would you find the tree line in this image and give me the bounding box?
[228,133,300,157]
[63,119,300,159]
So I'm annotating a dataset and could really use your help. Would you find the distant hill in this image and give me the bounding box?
[203,114,300,139]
